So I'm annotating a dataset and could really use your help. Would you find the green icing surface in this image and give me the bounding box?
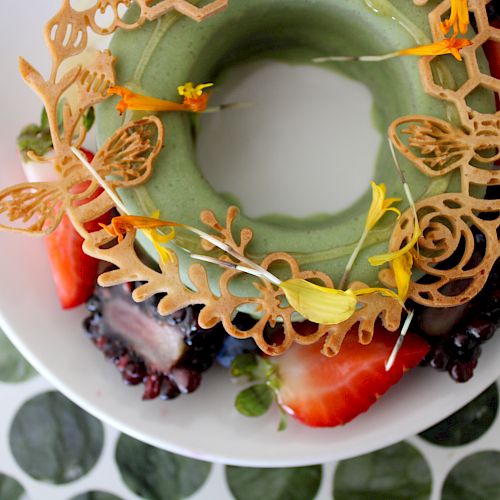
[97,0,495,295]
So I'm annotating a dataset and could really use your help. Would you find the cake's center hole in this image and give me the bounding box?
[197,60,379,218]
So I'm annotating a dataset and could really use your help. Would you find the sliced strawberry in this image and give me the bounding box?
[275,325,429,427]
[45,148,112,309]
[45,213,99,309]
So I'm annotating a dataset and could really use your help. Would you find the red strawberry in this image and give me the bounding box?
[45,149,112,309]
[275,325,429,427]
[45,213,99,309]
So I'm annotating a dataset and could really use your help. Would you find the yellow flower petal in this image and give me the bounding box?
[392,252,413,301]
[143,227,176,264]
[365,182,401,231]
[368,223,421,267]
[280,278,357,325]
[353,287,403,305]
[144,210,176,264]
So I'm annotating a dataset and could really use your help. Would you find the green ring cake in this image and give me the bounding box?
[97,0,494,296]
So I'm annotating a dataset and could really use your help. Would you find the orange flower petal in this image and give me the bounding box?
[441,0,470,36]
[398,36,472,61]
[108,85,206,114]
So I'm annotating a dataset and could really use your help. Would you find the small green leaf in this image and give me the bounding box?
[226,464,322,500]
[115,434,211,500]
[420,383,498,447]
[0,473,25,500]
[83,107,96,131]
[70,492,123,500]
[9,391,104,484]
[442,451,500,500]
[333,441,432,500]
[277,411,288,432]
[231,352,258,379]
[235,383,273,417]
[0,328,36,383]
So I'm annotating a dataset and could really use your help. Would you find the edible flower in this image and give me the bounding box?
[398,36,472,62]
[441,0,470,35]
[339,182,400,289]
[100,215,182,241]
[280,279,405,324]
[108,81,213,115]
[368,218,421,301]
[280,279,358,325]
[142,211,177,264]
[392,252,413,302]
[366,138,423,302]
[313,35,472,64]
[100,213,180,264]
[368,222,421,268]
[365,182,401,232]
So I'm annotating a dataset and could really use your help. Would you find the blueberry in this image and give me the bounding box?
[216,335,259,368]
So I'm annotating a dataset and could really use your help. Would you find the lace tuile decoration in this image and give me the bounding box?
[385,0,500,307]
[0,0,498,356]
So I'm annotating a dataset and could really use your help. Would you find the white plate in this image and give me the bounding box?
[1,0,500,467]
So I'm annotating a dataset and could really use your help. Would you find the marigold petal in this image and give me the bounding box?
[441,0,470,36]
[368,223,421,267]
[143,228,175,264]
[280,278,357,325]
[108,85,192,113]
[398,37,471,60]
[354,287,403,306]
[392,252,413,301]
[365,182,401,231]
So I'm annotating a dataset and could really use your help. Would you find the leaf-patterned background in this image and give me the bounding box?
[1,328,499,500]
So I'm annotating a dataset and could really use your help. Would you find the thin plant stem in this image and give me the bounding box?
[313,52,398,63]
[184,225,282,286]
[387,138,418,220]
[190,253,269,280]
[339,228,369,290]
[385,309,415,371]
[72,146,281,286]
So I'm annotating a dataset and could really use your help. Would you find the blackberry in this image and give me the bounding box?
[419,292,498,383]
[478,290,500,325]
[143,372,163,400]
[83,285,226,402]
[448,360,476,383]
[159,376,181,400]
[465,318,496,343]
[424,344,451,371]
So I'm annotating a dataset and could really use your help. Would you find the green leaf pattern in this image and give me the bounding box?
[1,322,500,499]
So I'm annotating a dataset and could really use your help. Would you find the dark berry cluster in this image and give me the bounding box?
[419,260,500,383]
[83,284,225,401]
